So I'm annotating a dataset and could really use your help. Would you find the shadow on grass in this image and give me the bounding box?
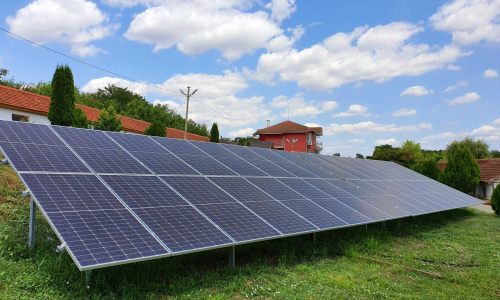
[0,205,477,298]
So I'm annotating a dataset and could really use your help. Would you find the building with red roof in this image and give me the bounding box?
[254,120,323,153]
[0,85,209,142]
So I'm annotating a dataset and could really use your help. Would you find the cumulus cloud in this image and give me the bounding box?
[443,80,468,92]
[333,104,371,117]
[347,139,366,145]
[446,92,481,105]
[400,85,430,96]
[446,64,461,71]
[228,127,256,138]
[392,108,417,117]
[266,0,296,23]
[421,132,457,142]
[323,121,432,135]
[375,138,398,146]
[270,93,337,118]
[247,21,468,90]
[124,0,297,60]
[6,0,118,57]
[493,118,500,126]
[483,69,498,78]
[430,0,500,46]
[267,25,305,52]
[469,118,500,141]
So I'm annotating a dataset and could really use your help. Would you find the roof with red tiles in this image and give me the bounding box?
[255,120,323,136]
[438,158,500,183]
[0,85,209,142]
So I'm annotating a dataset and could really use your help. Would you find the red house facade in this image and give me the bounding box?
[254,120,323,153]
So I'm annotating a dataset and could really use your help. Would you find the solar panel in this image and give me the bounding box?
[72,147,152,174]
[0,120,63,146]
[151,136,204,155]
[131,151,200,175]
[176,154,238,176]
[215,156,269,176]
[53,126,121,150]
[189,140,236,157]
[107,132,167,153]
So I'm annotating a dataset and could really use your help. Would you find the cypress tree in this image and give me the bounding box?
[438,147,481,194]
[210,122,219,143]
[72,107,89,128]
[491,184,499,215]
[144,120,166,137]
[48,65,75,126]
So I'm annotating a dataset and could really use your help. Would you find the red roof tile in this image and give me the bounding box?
[0,85,209,142]
[255,120,323,135]
[438,159,500,183]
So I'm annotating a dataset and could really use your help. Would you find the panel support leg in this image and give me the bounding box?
[28,198,36,250]
[85,270,92,287]
[381,221,386,229]
[365,224,368,232]
[228,246,235,269]
[310,233,317,245]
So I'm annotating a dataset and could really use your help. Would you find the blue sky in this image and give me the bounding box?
[0,0,499,157]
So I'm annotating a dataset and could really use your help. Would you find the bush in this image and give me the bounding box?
[438,147,481,194]
[94,105,123,132]
[412,160,441,180]
[144,120,166,137]
[72,107,89,128]
[491,184,500,215]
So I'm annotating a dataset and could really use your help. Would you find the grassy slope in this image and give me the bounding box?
[0,156,499,299]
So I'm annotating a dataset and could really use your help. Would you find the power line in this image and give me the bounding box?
[0,27,248,129]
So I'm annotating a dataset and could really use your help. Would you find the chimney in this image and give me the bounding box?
[267,120,270,127]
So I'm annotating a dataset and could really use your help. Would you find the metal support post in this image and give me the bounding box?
[381,221,387,229]
[310,233,317,245]
[85,270,92,287]
[29,198,36,249]
[228,246,235,269]
[365,224,368,232]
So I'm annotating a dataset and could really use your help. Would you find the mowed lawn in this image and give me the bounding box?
[0,154,499,299]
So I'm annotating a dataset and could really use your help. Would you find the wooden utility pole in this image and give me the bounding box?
[180,86,198,140]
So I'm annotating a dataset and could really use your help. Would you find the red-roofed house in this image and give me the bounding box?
[438,159,500,199]
[254,120,323,153]
[0,85,209,142]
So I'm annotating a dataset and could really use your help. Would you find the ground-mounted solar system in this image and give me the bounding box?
[0,120,481,275]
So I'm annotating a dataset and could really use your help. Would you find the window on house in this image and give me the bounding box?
[307,149,312,153]
[306,133,312,145]
[12,114,29,122]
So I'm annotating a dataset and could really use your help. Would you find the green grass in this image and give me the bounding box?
[0,159,499,299]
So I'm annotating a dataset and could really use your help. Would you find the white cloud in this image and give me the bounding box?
[323,121,432,135]
[493,118,500,126]
[305,123,322,128]
[266,0,296,23]
[267,25,305,52]
[375,138,398,146]
[470,123,500,141]
[6,0,118,57]
[270,93,337,118]
[400,85,430,97]
[446,64,461,71]
[152,99,182,112]
[392,108,417,117]
[483,69,498,78]
[124,0,291,60]
[347,139,366,145]
[228,127,256,138]
[446,92,481,105]
[430,0,500,46]
[443,80,468,92]
[248,21,468,90]
[81,77,154,96]
[333,104,371,117]
[421,132,457,142]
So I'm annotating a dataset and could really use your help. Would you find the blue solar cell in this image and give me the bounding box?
[326,180,376,197]
[131,151,200,175]
[208,177,274,202]
[48,209,168,268]
[349,180,391,196]
[243,159,296,177]
[150,136,204,155]
[108,132,168,153]
[189,141,236,157]
[303,179,353,198]
[363,181,409,196]
[21,173,126,213]
[220,144,265,160]
[334,197,392,221]
[0,120,63,146]
[163,176,238,205]
[72,147,152,174]
[267,160,319,178]
[243,201,317,234]
[193,202,280,242]
[101,175,189,208]
[280,200,347,229]
[0,142,90,173]
[292,161,339,179]
[310,198,372,225]
[356,196,412,218]
[246,178,307,200]
[247,148,286,161]
[176,154,238,176]
[276,178,331,199]
[294,153,359,179]
[133,206,233,253]
[54,126,121,150]
[215,156,269,176]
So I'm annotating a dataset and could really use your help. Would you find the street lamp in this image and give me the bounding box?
[286,138,299,152]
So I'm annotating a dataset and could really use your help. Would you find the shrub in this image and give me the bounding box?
[72,107,89,128]
[94,105,123,132]
[144,120,166,137]
[412,160,441,180]
[438,147,480,194]
[491,184,500,215]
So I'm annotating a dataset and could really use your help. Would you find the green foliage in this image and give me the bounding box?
[491,184,500,215]
[0,68,8,79]
[491,150,500,158]
[370,144,417,168]
[246,140,251,146]
[401,140,423,162]
[72,107,88,128]
[93,105,123,132]
[144,120,166,137]
[446,137,490,159]
[48,65,75,126]
[356,153,364,159]
[422,149,446,162]
[438,147,481,194]
[237,138,245,146]
[210,122,219,143]
[412,160,441,180]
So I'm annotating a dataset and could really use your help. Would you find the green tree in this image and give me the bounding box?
[72,107,88,128]
[491,184,500,215]
[412,160,441,180]
[210,122,219,143]
[144,120,166,137]
[491,150,500,158]
[446,137,490,159]
[356,153,364,159]
[401,140,423,163]
[370,144,417,168]
[94,106,123,132]
[48,65,75,126]
[333,153,341,156]
[0,69,8,80]
[237,138,245,146]
[438,147,481,194]
[246,140,251,146]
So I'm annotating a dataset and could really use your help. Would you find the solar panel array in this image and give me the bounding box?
[0,120,481,270]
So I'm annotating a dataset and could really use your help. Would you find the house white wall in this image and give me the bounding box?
[0,107,51,125]
[476,182,499,200]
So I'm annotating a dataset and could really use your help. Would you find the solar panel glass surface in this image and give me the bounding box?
[0,120,62,146]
